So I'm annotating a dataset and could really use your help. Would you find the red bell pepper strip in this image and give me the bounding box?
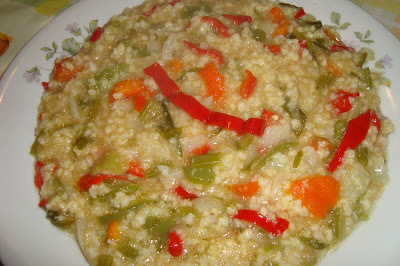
[369,109,380,133]
[208,112,244,134]
[294,8,306,19]
[183,41,224,65]
[262,110,280,127]
[144,62,266,136]
[233,209,289,237]
[242,118,265,136]
[175,185,198,199]
[331,90,359,114]
[34,161,44,190]
[77,174,129,191]
[327,111,373,172]
[331,44,355,53]
[127,160,145,179]
[239,69,257,99]
[168,231,183,256]
[169,92,212,122]
[41,82,49,91]
[201,16,231,38]
[222,14,252,25]
[39,199,47,208]
[298,39,307,49]
[90,27,103,42]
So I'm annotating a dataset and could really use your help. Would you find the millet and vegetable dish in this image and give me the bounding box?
[31,0,394,265]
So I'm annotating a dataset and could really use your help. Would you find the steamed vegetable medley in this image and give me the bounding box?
[31,0,394,265]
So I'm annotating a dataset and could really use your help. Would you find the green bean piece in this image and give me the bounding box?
[46,210,75,228]
[357,52,368,67]
[263,242,281,253]
[144,216,175,250]
[117,243,138,259]
[305,21,323,29]
[30,137,39,156]
[145,166,160,178]
[105,181,139,195]
[298,236,327,250]
[289,29,306,40]
[355,193,369,221]
[96,254,114,266]
[252,142,297,170]
[139,100,182,156]
[208,128,223,138]
[356,146,369,167]
[235,134,254,150]
[307,39,329,59]
[363,67,373,90]
[184,165,215,185]
[98,199,150,224]
[333,208,344,239]
[252,29,267,43]
[282,100,307,136]
[91,150,128,176]
[333,119,347,142]
[88,98,101,121]
[293,150,303,168]
[177,67,202,82]
[73,136,92,150]
[316,72,334,90]
[190,153,221,167]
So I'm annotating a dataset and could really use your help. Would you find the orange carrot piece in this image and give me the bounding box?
[272,20,289,37]
[52,58,82,83]
[310,136,333,151]
[109,79,143,102]
[230,181,259,198]
[167,58,184,78]
[191,143,211,156]
[268,45,281,53]
[323,28,345,46]
[132,86,156,112]
[327,60,342,76]
[199,61,225,104]
[107,220,121,242]
[240,69,257,99]
[269,7,286,24]
[290,175,340,218]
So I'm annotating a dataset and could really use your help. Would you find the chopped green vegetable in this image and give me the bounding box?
[333,119,347,142]
[235,134,254,150]
[356,146,368,167]
[91,150,128,176]
[305,21,322,29]
[298,235,327,250]
[316,72,334,90]
[333,207,344,239]
[263,241,281,253]
[177,67,202,82]
[46,210,74,228]
[139,100,182,156]
[363,67,373,90]
[282,100,306,136]
[252,142,297,170]
[293,150,303,168]
[252,28,267,43]
[98,199,149,224]
[357,52,368,67]
[144,216,175,250]
[184,165,215,185]
[117,243,138,259]
[30,137,40,156]
[96,254,114,266]
[73,136,92,150]
[190,153,221,167]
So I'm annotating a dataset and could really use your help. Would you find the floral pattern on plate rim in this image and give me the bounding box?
[23,11,392,87]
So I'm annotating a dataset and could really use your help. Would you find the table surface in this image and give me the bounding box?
[0,0,400,78]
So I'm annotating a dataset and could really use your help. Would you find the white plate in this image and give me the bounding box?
[0,0,399,265]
